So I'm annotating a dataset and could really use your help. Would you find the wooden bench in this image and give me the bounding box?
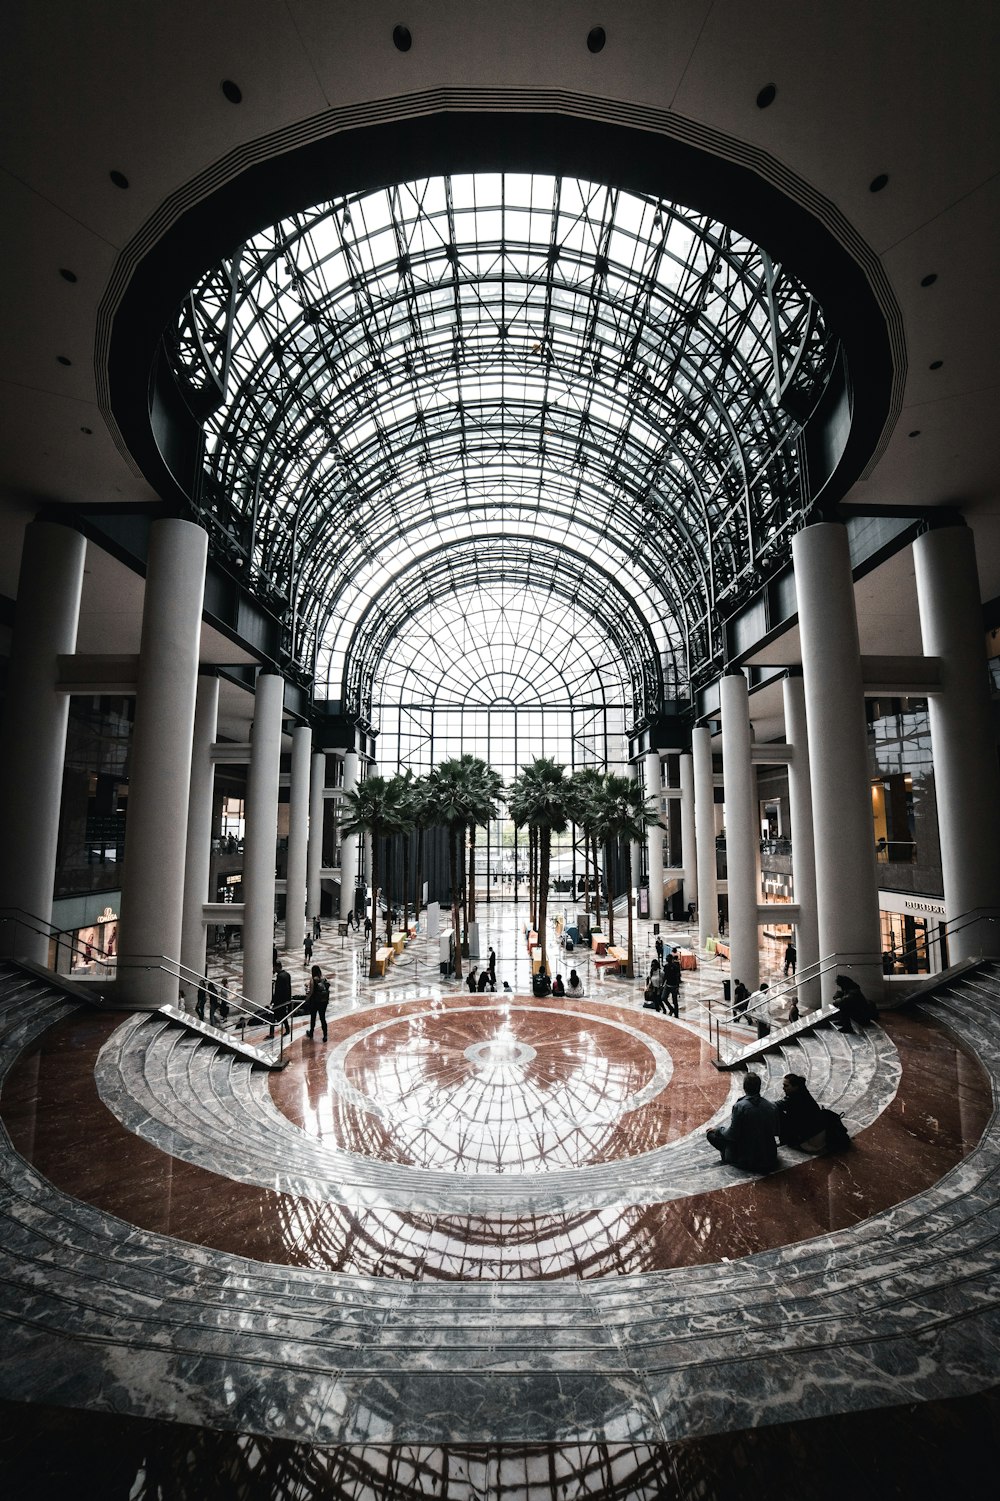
[374,946,395,976]
[391,931,407,956]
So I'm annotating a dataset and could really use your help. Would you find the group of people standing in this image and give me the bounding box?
[467,947,498,993]
[643,937,683,1016]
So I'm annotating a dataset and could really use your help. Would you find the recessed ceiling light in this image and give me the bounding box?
[56,355,72,366]
[920,273,938,287]
[587,27,606,53]
[59,268,77,283]
[109,169,129,189]
[392,25,412,51]
[908,430,921,438]
[869,173,889,193]
[929,360,943,370]
[756,83,777,109]
[221,79,242,104]
[80,426,93,435]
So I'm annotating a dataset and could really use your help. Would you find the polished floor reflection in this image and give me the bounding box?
[281,997,697,1171]
[3,1389,999,1501]
[0,994,988,1279]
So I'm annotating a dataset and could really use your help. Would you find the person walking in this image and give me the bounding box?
[655,934,665,966]
[663,949,682,1017]
[783,941,797,976]
[304,933,314,966]
[269,962,292,1038]
[305,965,329,1041]
[487,947,497,985]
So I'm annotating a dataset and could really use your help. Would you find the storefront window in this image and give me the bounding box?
[866,697,942,896]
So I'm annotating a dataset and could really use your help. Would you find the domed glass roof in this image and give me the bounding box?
[170,172,837,724]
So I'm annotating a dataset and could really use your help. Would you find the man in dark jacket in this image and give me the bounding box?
[706,1073,778,1172]
[662,949,682,1016]
[269,962,292,1038]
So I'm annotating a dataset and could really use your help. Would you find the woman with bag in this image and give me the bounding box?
[306,964,330,1042]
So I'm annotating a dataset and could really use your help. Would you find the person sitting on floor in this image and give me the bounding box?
[564,969,585,998]
[832,974,878,1033]
[706,1072,779,1173]
[551,973,566,996]
[776,1072,825,1149]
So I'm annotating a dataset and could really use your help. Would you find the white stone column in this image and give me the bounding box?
[339,749,359,920]
[284,724,311,951]
[180,673,219,987]
[914,524,1000,961]
[307,750,325,925]
[241,672,284,1011]
[793,522,882,1000]
[679,751,697,925]
[118,520,208,1007]
[628,760,642,901]
[692,726,718,950]
[644,751,664,921]
[0,521,86,962]
[783,673,820,1009]
[721,672,760,993]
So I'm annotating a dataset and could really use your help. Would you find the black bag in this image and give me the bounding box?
[819,1108,851,1152]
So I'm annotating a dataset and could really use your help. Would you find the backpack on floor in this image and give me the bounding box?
[819,1108,851,1152]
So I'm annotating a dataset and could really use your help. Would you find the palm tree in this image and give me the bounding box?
[512,757,572,978]
[403,773,433,928]
[569,767,605,926]
[339,774,408,979]
[593,773,658,976]
[427,757,480,980]
[381,772,415,941]
[465,759,505,928]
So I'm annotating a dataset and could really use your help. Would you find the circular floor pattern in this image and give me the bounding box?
[318,1003,674,1173]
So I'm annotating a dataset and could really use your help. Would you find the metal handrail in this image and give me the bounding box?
[0,905,119,978]
[707,905,1000,1065]
[708,952,855,1065]
[117,951,289,1065]
[0,906,288,1064]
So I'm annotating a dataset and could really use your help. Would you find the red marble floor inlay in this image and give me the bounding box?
[270,997,726,1171]
[0,1002,990,1278]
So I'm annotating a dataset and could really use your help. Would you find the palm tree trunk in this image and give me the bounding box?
[385,836,395,943]
[415,827,424,919]
[625,869,635,978]
[449,826,463,980]
[527,828,533,926]
[539,828,551,976]
[402,831,410,932]
[468,823,477,925]
[604,840,615,945]
[592,833,601,931]
[368,839,380,979]
[460,836,469,954]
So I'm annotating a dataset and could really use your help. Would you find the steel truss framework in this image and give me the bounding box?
[173,172,838,723]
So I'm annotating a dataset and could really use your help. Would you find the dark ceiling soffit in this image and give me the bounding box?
[47,506,288,672]
[106,110,894,520]
[721,510,935,671]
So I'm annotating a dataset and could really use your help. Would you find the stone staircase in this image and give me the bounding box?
[0,960,997,1447]
[90,1005,898,1214]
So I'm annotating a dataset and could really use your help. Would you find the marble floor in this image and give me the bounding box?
[0,908,998,1499]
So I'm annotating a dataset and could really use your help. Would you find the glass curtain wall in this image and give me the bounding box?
[374,581,628,899]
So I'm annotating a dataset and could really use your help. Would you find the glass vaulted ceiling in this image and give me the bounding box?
[173,173,838,724]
